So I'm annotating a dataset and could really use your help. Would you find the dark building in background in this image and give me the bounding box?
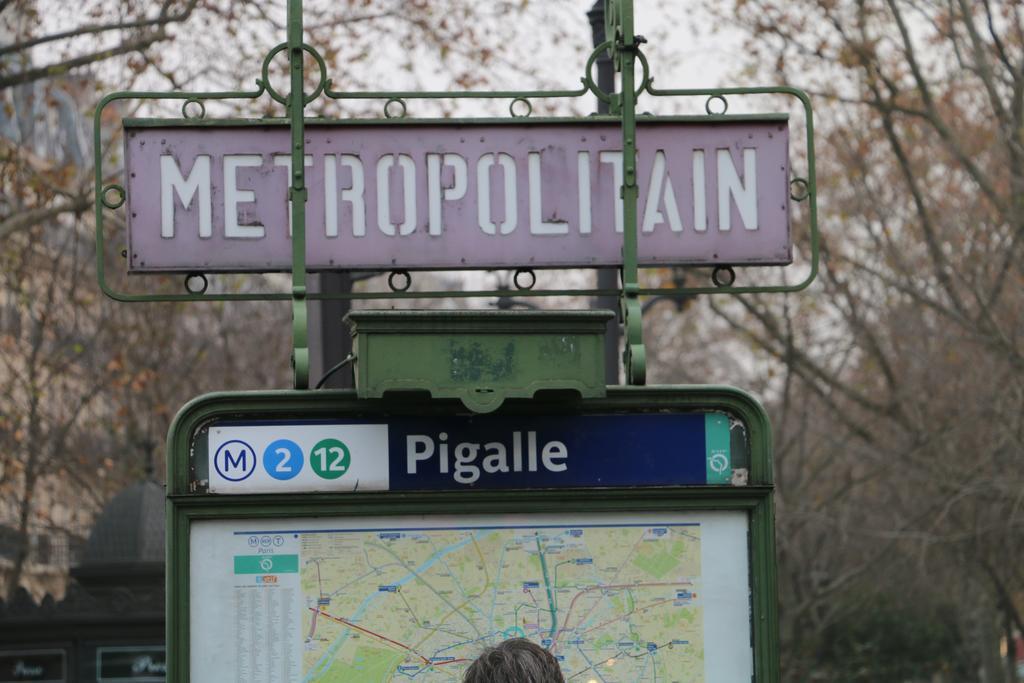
[0,481,165,682]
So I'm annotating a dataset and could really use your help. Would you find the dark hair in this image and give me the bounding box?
[462,638,565,683]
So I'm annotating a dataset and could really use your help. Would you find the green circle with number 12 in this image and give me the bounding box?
[310,438,351,479]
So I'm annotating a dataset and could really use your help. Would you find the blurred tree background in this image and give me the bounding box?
[2,0,1022,681]
[645,0,1023,680]
[0,0,624,599]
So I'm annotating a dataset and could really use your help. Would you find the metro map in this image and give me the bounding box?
[299,522,705,682]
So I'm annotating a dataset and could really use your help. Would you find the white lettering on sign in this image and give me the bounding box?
[324,154,366,238]
[160,154,211,238]
[223,154,264,238]
[577,151,592,234]
[599,150,625,234]
[718,148,758,231]
[132,655,167,675]
[406,431,568,485]
[156,149,764,240]
[13,661,44,677]
[692,149,707,232]
[477,153,517,235]
[528,151,568,235]
[427,153,467,236]
[157,148,770,239]
[642,150,682,234]
[127,120,791,271]
[157,147,761,240]
[377,153,416,236]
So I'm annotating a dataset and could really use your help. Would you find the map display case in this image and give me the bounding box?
[166,387,779,682]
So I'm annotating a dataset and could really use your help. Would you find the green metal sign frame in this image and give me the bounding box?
[93,0,818,389]
[165,386,780,681]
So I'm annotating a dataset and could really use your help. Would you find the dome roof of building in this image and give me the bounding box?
[78,480,164,567]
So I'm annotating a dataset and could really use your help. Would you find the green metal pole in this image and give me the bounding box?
[614,0,645,385]
[588,1,621,385]
[288,0,309,389]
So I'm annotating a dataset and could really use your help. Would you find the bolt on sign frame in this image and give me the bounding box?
[92,0,818,389]
[166,386,779,681]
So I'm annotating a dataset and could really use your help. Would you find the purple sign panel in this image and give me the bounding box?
[123,117,790,272]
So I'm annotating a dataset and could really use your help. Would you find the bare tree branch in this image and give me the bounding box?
[0,0,198,57]
[0,29,169,89]
[0,196,91,241]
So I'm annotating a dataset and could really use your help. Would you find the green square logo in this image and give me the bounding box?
[705,413,732,484]
[233,554,299,574]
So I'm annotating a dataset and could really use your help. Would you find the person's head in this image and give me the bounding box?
[462,638,565,683]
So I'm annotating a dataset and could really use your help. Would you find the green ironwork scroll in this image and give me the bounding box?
[92,0,819,389]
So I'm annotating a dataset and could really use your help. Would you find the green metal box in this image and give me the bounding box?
[345,310,614,413]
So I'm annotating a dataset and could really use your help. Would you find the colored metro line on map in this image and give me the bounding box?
[190,512,753,681]
[299,523,704,682]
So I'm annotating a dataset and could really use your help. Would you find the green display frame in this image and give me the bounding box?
[165,385,779,681]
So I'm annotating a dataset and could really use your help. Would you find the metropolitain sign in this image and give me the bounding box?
[123,116,791,272]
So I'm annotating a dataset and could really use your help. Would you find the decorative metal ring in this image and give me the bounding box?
[711,266,736,287]
[583,40,615,104]
[790,177,810,202]
[388,270,412,292]
[384,98,407,119]
[184,272,209,295]
[513,268,536,291]
[259,42,328,106]
[101,184,125,209]
[705,94,729,116]
[509,98,532,118]
[181,98,206,119]
[583,40,651,103]
[633,47,653,95]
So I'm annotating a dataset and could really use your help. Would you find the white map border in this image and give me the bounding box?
[190,510,753,682]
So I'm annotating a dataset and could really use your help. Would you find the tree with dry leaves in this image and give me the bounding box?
[666,1,1024,680]
[0,0,604,598]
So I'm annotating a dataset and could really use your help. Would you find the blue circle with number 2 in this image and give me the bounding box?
[263,439,304,480]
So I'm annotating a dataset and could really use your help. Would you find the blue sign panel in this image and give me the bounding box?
[210,413,733,493]
[387,413,721,490]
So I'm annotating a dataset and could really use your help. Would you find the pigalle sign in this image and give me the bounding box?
[124,117,790,272]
